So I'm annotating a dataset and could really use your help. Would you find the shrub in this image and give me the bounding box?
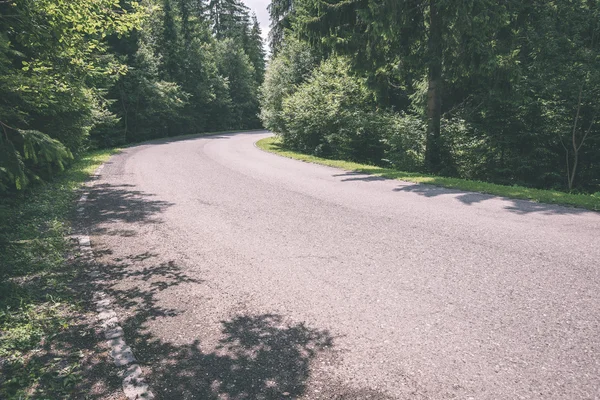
[382,113,426,171]
[280,57,387,164]
[259,39,317,134]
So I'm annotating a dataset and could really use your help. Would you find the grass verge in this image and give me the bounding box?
[0,149,119,399]
[256,136,600,211]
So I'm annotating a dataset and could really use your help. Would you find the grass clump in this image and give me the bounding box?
[0,149,118,399]
[256,136,600,212]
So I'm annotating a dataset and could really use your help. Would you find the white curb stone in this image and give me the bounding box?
[75,164,154,400]
[123,364,155,399]
[109,337,137,366]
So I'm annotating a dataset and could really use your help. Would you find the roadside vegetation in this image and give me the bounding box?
[0,150,117,398]
[1,0,267,395]
[261,0,600,196]
[1,0,265,192]
[1,0,599,394]
[257,137,600,211]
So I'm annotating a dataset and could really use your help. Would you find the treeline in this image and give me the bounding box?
[261,0,600,193]
[0,0,265,191]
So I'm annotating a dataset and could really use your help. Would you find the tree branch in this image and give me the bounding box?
[0,120,13,141]
[576,112,596,152]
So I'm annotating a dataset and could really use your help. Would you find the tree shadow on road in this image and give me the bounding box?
[332,171,593,215]
[140,314,335,399]
[393,183,591,215]
[89,252,339,399]
[334,172,387,183]
[393,183,492,206]
[501,201,592,215]
[80,183,174,234]
[75,173,395,399]
[89,250,397,399]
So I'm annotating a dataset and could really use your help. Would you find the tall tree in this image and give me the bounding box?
[0,0,140,190]
[425,0,443,171]
[245,14,267,85]
[178,0,192,45]
[267,0,294,54]
[161,0,181,78]
[215,38,260,128]
[208,0,250,39]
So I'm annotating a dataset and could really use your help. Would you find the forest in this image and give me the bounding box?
[1,0,599,194]
[261,0,600,193]
[0,0,264,191]
[0,2,598,397]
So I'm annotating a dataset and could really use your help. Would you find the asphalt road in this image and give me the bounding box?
[86,131,600,399]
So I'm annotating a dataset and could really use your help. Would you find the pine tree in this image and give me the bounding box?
[208,0,249,40]
[161,0,181,78]
[267,0,293,55]
[245,14,266,85]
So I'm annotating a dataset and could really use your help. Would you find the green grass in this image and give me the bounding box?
[0,148,119,399]
[256,136,600,212]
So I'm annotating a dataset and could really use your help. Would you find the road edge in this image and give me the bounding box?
[75,164,154,400]
[255,136,600,212]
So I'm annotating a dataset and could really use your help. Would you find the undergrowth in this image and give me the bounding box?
[0,149,117,399]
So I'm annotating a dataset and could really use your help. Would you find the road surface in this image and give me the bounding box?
[85,131,600,399]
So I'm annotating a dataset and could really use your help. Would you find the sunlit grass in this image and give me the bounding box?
[256,136,599,211]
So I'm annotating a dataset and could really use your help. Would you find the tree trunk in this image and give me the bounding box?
[425,0,443,172]
[563,83,596,191]
[568,151,578,191]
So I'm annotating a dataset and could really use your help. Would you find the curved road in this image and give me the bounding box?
[86,131,600,399]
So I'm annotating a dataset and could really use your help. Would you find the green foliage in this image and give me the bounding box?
[0,149,116,399]
[267,0,294,54]
[272,56,429,168]
[260,38,318,134]
[110,15,190,142]
[0,0,141,190]
[263,0,600,193]
[208,0,250,39]
[280,57,391,163]
[0,126,73,191]
[246,14,267,85]
[1,0,266,191]
[214,39,260,129]
[101,0,265,142]
[382,114,426,172]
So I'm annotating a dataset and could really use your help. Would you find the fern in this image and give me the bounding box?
[0,126,72,191]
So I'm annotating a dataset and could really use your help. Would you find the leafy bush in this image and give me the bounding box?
[260,39,318,134]
[280,57,391,164]
[0,129,73,191]
[382,114,426,172]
